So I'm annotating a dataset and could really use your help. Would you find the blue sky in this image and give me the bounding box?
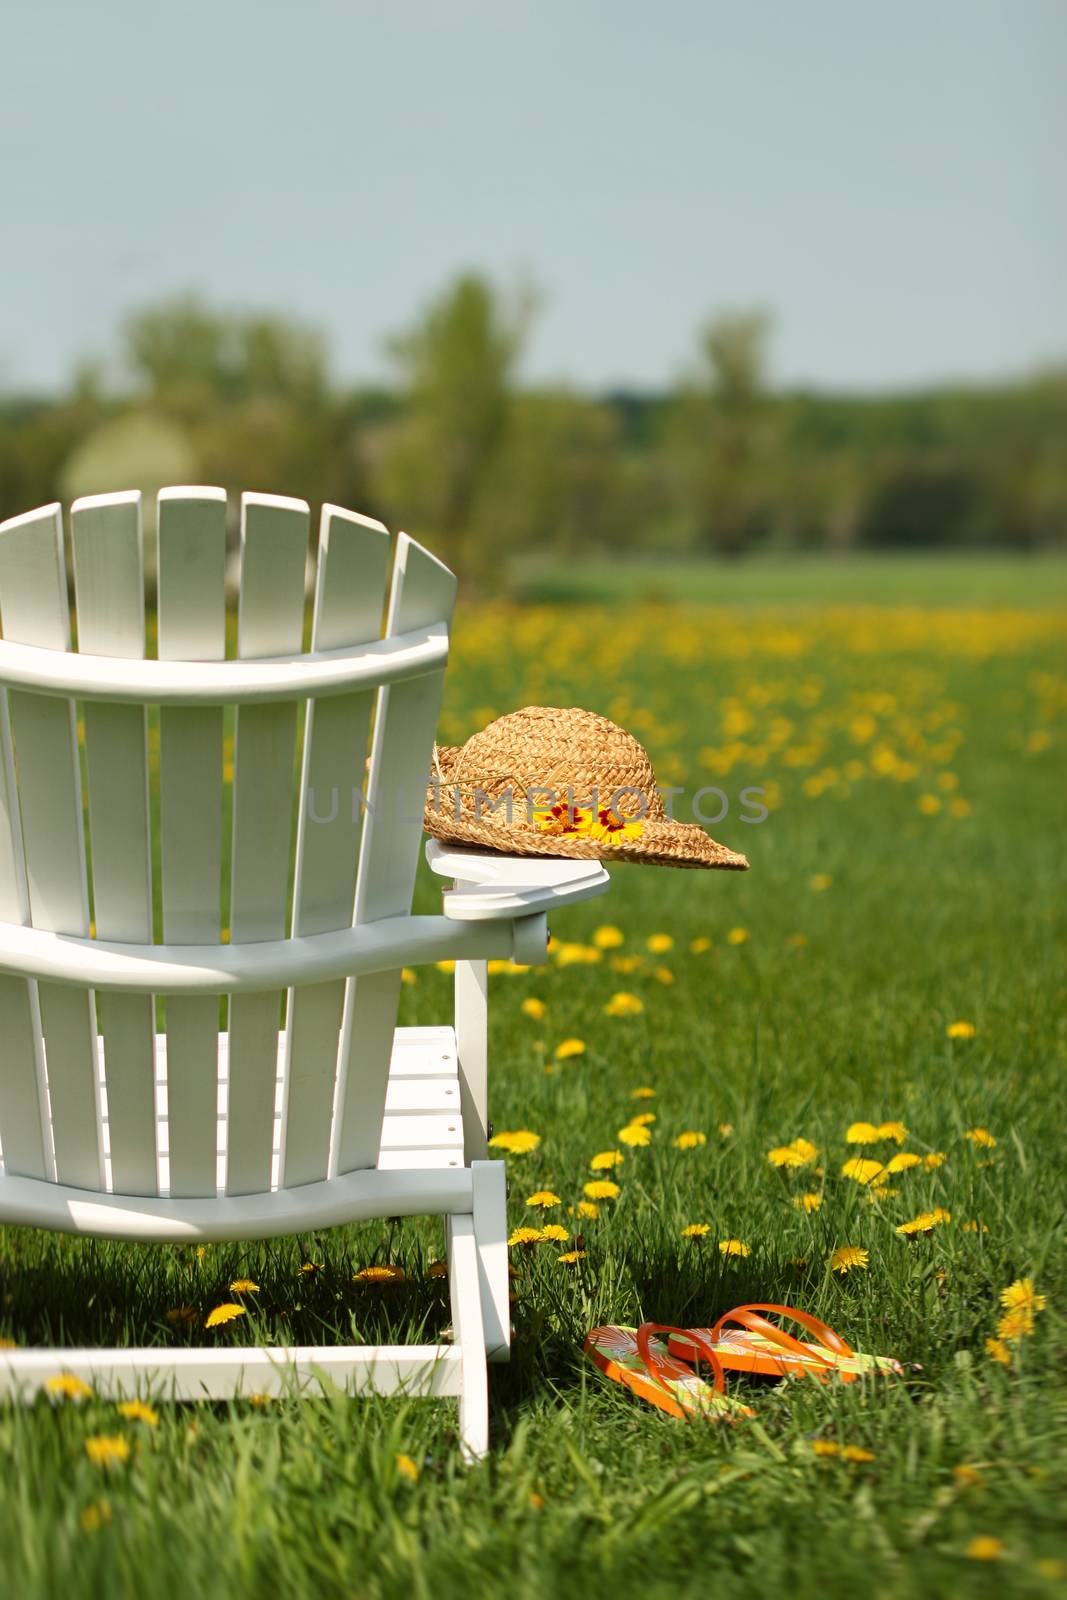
[1,0,1063,393]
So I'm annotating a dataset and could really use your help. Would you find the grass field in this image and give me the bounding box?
[0,558,1065,1598]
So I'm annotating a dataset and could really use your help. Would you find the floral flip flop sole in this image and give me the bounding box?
[584,1323,756,1421]
[666,1303,903,1383]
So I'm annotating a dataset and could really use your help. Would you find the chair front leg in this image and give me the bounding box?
[454,958,488,1162]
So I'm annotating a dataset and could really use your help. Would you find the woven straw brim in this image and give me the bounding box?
[426,747,749,872]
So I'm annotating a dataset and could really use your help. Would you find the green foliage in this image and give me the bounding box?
[1,282,1065,577]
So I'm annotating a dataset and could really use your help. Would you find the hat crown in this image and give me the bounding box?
[446,706,665,820]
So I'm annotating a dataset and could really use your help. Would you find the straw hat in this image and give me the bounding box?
[425,706,749,870]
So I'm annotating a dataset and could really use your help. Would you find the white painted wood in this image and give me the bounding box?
[72,492,157,1196]
[0,625,448,704]
[472,1159,510,1362]
[0,910,516,991]
[0,688,47,1180]
[426,839,610,920]
[455,960,489,1160]
[227,494,308,1197]
[0,503,102,1191]
[281,506,389,1188]
[157,488,226,1198]
[447,1211,490,1459]
[0,1343,463,1402]
[335,535,457,1176]
[0,1162,476,1239]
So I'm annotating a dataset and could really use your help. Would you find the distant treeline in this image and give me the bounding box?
[1,277,1064,585]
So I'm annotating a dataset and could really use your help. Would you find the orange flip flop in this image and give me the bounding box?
[584,1322,756,1421]
[666,1303,903,1383]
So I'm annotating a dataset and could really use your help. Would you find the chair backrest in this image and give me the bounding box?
[0,488,456,1201]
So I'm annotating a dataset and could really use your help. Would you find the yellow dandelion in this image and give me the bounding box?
[630,1086,656,1099]
[629,1112,656,1127]
[507,1227,543,1247]
[400,967,417,985]
[845,1122,881,1143]
[829,1245,869,1274]
[117,1400,159,1427]
[584,1180,620,1201]
[396,1453,420,1483]
[996,1306,1035,1342]
[45,1373,93,1401]
[690,936,712,953]
[719,1239,750,1258]
[953,1465,983,1487]
[719,1122,734,1137]
[841,1445,876,1463]
[809,873,832,891]
[896,1209,951,1236]
[768,1137,817,1168]
[435,960,456,974]
[577,1201,599,1219]
[488,1129,541,1154]
[618,1123,651,1147]
[681,1223,710,1238]
[593,924,625,949]
[525,1190,561,1209]
[963,1127,996,1148]
[540,1224,570,1242]
[947,1021,976,1040]
[794,1193,823,1214]
[727,928,749,946]
[918,793,942,816]
[353,1265,406,1284]
[553,1039,586,1061]
[80,1501,112,1533]
[590,1150,623,1171]
[521,997,546,1021]
[965,1537,1005,1562]
[228,1279,259,1294]
[427,1260,448,1278]
[884,1152,921,1174]
[300,1262,322,1274]
[604,992,644,1017]
[877,1122,908,1143]
[646,933,674,953]
[653,966,675,986]
[924,1152,946,1169]
[85,1436,130,1469]
[673,1131,707,1150]
[961,1220,988,1233]
[610,954,644,973]
[841,1157,884,1185]
[487,959,511,976]
[557,1250,586,1264]
[999,1279,1046,1314]
[984,1337,1012,1366]
[812,1440,840,1457]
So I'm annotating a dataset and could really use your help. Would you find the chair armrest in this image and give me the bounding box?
[425,839,610,921]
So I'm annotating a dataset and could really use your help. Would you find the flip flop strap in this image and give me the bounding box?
[636,1322,726,1394]
[710,1303,853,1361]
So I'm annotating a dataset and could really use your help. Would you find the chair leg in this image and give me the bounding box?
[454,959,488,1161]
[446,1211,489,1460]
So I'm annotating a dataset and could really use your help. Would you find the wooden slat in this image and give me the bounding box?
[157,488,227,1198]
[0,679,47,1179]
[334,534,457,1175]
[0,503,101,1190]
[226,493,308,1196]
[72,491,157,1196]
[280,506,390,1188]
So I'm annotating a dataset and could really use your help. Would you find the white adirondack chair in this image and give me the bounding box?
[0,488,609,1458]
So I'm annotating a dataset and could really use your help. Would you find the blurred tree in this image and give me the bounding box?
[667,310,780,555]
[376,273,535,580]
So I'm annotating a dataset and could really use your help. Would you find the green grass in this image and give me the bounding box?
[510,551,1067,607]
[1,565,1066,1598]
